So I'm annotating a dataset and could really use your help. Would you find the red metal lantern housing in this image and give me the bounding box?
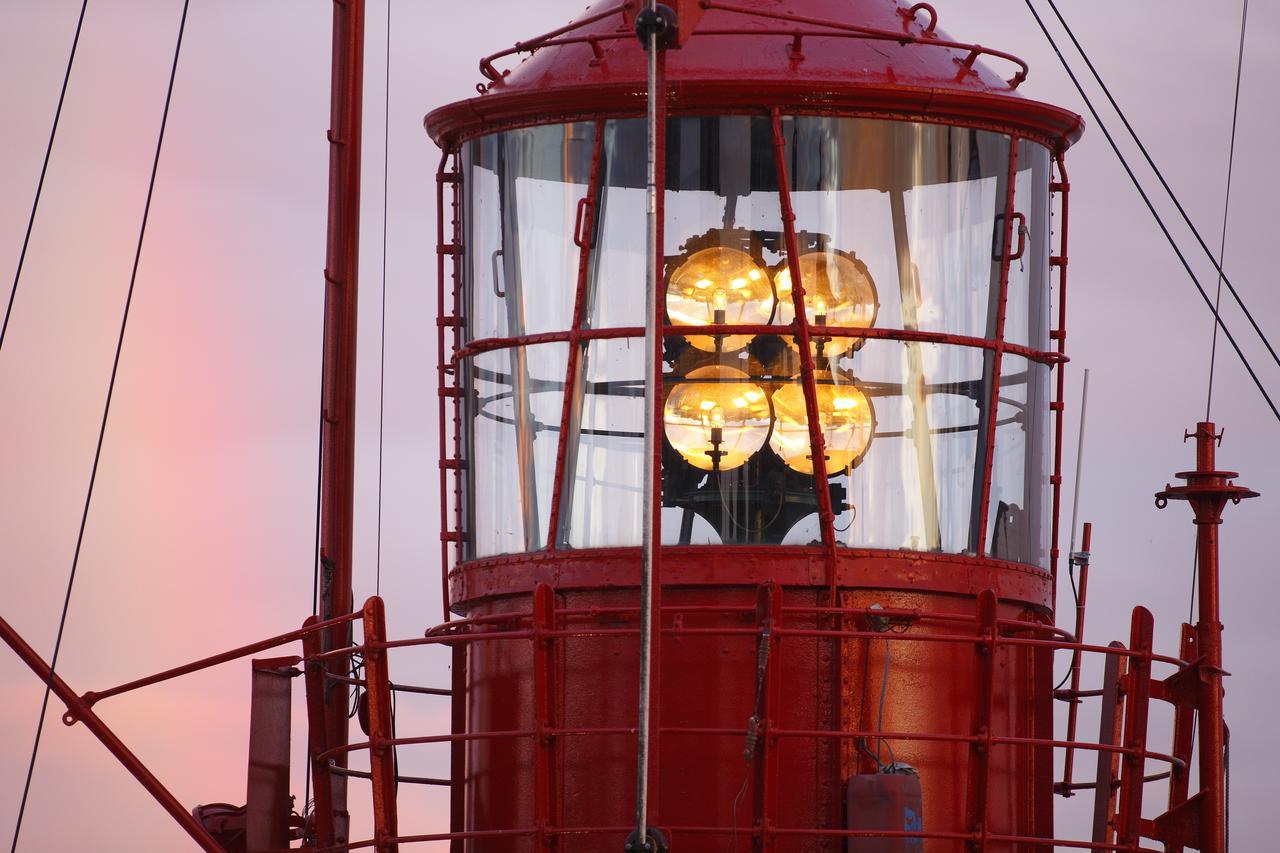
[426,0,1082,848]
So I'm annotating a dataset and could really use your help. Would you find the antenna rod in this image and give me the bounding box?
[1068,368,1090,556]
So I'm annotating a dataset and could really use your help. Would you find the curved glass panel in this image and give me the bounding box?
[459,116,1053,565]
[466,343,567,558]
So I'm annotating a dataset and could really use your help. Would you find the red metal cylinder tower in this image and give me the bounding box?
[427,1,1081,850]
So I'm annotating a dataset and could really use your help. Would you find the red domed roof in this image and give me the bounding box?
[426,0,1082,148]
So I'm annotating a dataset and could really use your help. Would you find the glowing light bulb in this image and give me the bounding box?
[769,371,875,475]
[667,247,773,352]
[663,365,771,471]
[773,252,878,357]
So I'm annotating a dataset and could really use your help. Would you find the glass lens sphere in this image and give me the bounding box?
[769,371,874,475]
[774,252,878,357]
[667,247,774,352]
[663,364,771,471]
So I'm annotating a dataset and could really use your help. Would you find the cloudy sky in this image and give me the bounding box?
[1,0,1277,849]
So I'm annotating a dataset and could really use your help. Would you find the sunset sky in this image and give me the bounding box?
[2,0,1278,849]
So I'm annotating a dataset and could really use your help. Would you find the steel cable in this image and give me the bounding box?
[1040,0,1277,378]
[9,2,191,849]
[375,0,391,598]
[1022,0,1280,424]
[1206,0,1250,420]
[1,0,90,359]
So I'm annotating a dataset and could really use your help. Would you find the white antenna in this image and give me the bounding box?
[1068,368,1090,558]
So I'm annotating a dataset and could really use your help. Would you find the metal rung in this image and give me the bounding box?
[1050,256,1068,268]
[440,459,467,471]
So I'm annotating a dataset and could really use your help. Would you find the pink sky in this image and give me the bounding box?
[1,0,1278,848]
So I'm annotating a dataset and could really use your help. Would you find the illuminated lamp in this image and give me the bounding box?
[769,370,875,474]
[666,246,773,352]
[774,251,878,357]
[663,364,771,471]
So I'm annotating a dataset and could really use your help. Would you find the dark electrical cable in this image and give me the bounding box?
[1022,0,1280,424]
[1041,0,1278,378]
[1,0,89,360]
[1206,0,1250,421]
[9,3,190,849]
[375,0,392,598]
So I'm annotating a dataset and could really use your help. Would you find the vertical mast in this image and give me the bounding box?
[318,0,366,841]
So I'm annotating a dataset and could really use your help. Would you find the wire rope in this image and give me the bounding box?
[1206,0,1250,420]
[1,0,90,359]
[9,3,190,849]
[1022,0,1280,424]
[1040,0,1278,376]
[375,0,391,598]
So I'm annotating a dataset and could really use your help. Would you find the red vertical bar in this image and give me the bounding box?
[362,597,400,852]
[532,583,558,847]
[964,589,998,849]
[302,619,336,849]
[1047,153,1071,587]
[449,640,468,853]
[752,583,782,849]
[1059,522,1092,791]
[646,47,668,827]
[976,138,1021,554]
[1115,607,1154,849]
[547,123,606,549]
[437,152,462,623]
[1190,425,1226,853]
[318,4,366,834]
[767,109,837,595]
[1165,623,1197,853]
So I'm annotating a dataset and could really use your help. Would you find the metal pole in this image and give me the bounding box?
[634,0,659,842]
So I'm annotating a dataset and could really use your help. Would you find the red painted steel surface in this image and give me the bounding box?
[424,0,1083,149]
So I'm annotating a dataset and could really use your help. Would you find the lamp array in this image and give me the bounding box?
[662,245,879,475]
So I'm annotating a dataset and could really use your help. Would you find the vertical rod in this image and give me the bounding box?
[1059,521,1093,792]
[547,125,606,548]
[964,589,998,848]
[1089,642,1124,845]
[532,584,558,846]
[768,109,837,591]
[1190,423,1227,853]
[634,3,665,842]
[362,597,399,852]
[318,2,366,837]
[302,619,336,848]
[448,641,468,853]
[1165,623,1198,853]
[1115,607,1154,848]
[0,614,223,852]
[1068,369,1091,556]
[436,153,461,623]
[976,139,1021,554]
[1048,154,1071,584]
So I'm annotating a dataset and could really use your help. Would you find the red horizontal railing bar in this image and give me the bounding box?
[456,324,1063,367]
[701,0,1029,85]
[477,1,1030,88]
[84,610,361,705]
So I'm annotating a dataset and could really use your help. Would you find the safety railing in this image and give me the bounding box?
[311,584,1193,853]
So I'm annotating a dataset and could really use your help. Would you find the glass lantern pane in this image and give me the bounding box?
[1003,140,1053,351]
[560,336,647,548]
[782,117,1013,344]
[987,355,1052,567]
[463,123,597,342]
[466,342,568,558]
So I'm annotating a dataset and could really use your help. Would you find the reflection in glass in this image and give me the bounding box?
[988,355,1051,567]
